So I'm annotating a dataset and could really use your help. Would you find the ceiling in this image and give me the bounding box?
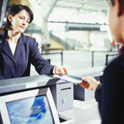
[50,0,109,13]
[11,0,110,22]
[32,0,110,25]
[0,0,110,30]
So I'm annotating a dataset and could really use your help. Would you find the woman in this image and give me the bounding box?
[79,0,124,123]
[0,4,67,80]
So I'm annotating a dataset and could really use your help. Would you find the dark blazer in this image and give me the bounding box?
[0,31,54,80]
[95,50,124,124]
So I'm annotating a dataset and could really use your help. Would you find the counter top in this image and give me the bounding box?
[0,66,104,95]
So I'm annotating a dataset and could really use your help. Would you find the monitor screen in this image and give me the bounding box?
[6,95,54,124]
[0,88,60,124]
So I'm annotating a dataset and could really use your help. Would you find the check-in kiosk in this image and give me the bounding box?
[0,66,104,124]
[0,75,73,124]
[0,88,61,124]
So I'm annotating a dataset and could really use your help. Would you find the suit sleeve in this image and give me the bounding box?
[95,83,102,102]
[29,38,54,75]
[0,74,5,79]
[0,69,5,79]
[0,56,5,80]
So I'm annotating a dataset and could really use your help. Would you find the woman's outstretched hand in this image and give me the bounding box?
[54,66,68,75]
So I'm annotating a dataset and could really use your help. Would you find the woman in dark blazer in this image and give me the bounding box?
[79,0,124,123]
[0,4,67,80]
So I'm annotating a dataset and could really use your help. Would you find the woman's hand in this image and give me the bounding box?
[79,76,100,91]
[54,66,67,75]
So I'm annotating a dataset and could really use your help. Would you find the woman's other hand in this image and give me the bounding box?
[79,76,100,91]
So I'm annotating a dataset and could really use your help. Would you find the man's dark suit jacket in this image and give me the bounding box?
[95,50,124,124]
[0,31,54,80]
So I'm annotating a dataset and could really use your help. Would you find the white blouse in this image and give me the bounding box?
[8,42,17,55]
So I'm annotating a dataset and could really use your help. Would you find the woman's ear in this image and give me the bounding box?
[8,14,13,22]
[114,0,124,16]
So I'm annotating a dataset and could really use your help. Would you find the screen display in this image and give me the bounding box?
[6,95,54,124]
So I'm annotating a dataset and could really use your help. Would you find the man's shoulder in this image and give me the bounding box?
[104,53,124,74]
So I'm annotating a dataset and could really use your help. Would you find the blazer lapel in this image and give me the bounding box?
[2,38,16,64]
[0,32,25,64]
[14,35,24,61]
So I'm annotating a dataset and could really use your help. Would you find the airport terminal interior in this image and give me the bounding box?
[0,0,120,124]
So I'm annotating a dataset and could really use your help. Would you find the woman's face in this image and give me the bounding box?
[10,10,30,33]
[109,1,123,43]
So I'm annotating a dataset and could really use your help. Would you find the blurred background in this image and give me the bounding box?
[0,0,119,75]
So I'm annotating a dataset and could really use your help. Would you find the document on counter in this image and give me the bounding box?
[54,74,82,85]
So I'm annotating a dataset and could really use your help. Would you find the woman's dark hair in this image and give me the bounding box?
[111,0,124,5]
[3,4,34,31]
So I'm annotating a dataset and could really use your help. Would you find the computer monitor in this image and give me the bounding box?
[0,88,60,124]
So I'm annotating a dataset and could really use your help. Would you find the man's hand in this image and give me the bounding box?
[79,76,100,91]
